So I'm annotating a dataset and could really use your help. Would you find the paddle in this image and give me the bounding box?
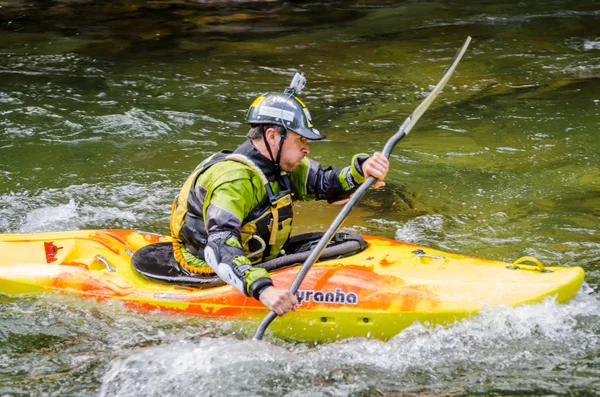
[253,36,472,341]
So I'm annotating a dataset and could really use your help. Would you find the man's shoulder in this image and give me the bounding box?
[200,159,264,187]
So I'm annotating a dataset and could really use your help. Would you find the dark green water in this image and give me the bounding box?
[2,1,600,396]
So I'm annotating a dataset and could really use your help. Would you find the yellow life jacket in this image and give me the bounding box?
[170,152,294,274]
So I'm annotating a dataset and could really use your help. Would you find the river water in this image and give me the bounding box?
[1,0,600,395]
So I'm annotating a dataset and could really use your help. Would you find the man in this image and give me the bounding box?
[170,75,389,317]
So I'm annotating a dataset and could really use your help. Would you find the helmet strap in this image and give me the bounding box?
[275,129,287,170]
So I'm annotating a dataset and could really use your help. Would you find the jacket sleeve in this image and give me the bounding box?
[201,175,273,300]
[289,153,370,203]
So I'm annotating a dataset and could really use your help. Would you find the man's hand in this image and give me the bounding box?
[361,152,389,188]
[259,286,298,316]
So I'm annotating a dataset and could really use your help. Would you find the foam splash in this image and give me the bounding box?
[98,287,600,396]
[100,338,299,397]
[394,214,446,244]
[0,181,176,233]
[583,40,600,51]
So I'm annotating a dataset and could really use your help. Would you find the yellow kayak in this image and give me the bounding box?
[0,229,584,342]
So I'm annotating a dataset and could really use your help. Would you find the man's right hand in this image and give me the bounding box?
[361,152,389,188]
[259,286,298,316]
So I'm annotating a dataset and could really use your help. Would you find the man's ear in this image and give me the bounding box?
[265,127,279,143]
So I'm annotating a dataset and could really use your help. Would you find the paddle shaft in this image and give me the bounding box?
[253,36,472,340]
[253,134,403,340]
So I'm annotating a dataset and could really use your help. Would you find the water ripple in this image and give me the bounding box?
[95,108,172,137]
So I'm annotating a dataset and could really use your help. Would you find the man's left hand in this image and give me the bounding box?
[362,152,389,188]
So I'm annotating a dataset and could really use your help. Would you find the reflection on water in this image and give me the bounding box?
[2,0,600,395]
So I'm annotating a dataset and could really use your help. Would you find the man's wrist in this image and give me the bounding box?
[249,278,274,300]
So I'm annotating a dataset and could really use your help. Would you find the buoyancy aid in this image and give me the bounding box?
[170,152,294,274]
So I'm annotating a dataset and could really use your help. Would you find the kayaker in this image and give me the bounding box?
[169,73,389,316]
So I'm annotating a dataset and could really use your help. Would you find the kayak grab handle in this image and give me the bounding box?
[96,255,115,272]
[508,256,552,273]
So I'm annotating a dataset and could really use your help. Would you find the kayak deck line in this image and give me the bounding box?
[0,229,585,342]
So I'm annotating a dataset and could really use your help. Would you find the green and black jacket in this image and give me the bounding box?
[170,140,369,300]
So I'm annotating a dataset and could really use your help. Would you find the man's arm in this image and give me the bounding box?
[201,176,297,315]
[289,152,389,202]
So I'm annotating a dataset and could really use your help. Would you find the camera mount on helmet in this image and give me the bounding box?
[285,72,306,96]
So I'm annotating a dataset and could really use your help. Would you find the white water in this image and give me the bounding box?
[98,288,600,397]
[0,181,175,233]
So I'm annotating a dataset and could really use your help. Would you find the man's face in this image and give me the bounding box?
[277,130,310,172]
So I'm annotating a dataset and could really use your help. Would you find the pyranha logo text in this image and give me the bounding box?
[296,288,358,306]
